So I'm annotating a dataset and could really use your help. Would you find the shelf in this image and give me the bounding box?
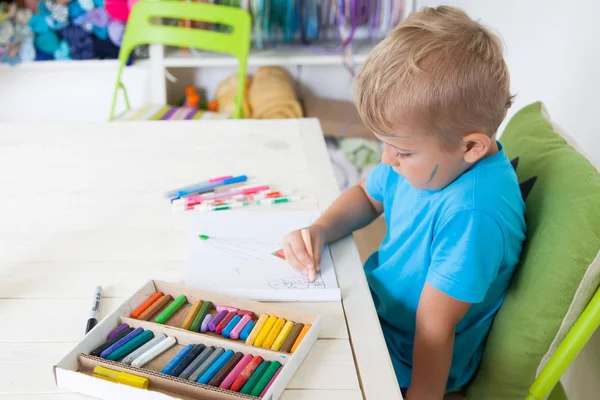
[160,40,377,68]
[0,59,151,71]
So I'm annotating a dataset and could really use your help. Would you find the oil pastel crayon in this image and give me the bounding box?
[107,323,129,340]
[217,306,238,313]
[100,327,144,359]
[208,351,244,387]
[131,336,177,368]
[230,314,252,340]
[271,321,295,351]
[123,334,166,365]
[209,310,228,331]
[179,346,214,380]
[189,347,225,382]
[107,330,154,361]
[181,301,203,330]
[155,295,187,324]
[170,344,205,377]
[262,318,285,349]
[254,316,277,347]
[160,344,194,375]
[190,301,213,332]
[240,361,271,395]
[197,349,234,384]
[200,314,213,333]
[220,353,253,390]
[216,311,236,335]
[230,355,263,392]
[291,324,312,353]
[138,294,172,321]
[251,361,282,396]
[245,314,269,346]
[131,292,164,319]
[240,320,256,341]
[237,310,254,318]
[91,327,134,356]
[280,323,304,353]
[260,366,282,398]
[222,315,242,338]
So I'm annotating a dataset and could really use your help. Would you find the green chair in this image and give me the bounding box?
[463,102,600,399]
[109,1,251,121]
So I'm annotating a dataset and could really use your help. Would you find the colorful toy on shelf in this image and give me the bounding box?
[183,85,200,108]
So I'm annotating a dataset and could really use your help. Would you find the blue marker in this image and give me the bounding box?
[222,315,242,338]
[240,320,256,341]
[197,350,234,384]
[176,175,248,197]
[160,344,194,375]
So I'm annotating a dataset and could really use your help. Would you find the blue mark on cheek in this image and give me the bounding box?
[428,164,439,183]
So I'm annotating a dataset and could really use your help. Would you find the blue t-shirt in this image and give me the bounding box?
[365,143,526,390]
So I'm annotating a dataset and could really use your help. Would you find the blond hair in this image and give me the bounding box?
[354,6,512,143]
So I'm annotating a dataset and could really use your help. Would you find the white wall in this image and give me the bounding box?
[418,0,600,166]
[417,1,600,398]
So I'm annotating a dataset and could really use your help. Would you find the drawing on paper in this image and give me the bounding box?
[186,210,340,301]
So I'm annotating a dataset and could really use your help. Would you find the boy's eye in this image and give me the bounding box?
[397,151,412,159]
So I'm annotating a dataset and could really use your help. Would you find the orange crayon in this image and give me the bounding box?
[131,292,163,319]
[290,324,312,353]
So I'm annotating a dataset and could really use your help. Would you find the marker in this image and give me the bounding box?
[164,175,233,198]
[176,175,248,197]
[248,191,290,200]
[256,195,301,205]
[301,228,316,282]
[86,286,102,334]
[194,201,249,212]
[93,366,148,389]
[174,184,269,208]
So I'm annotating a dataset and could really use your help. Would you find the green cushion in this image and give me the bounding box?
[466,102,600,398]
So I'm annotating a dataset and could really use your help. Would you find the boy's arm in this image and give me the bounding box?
[315,178,383,244]
[406,284,470,400]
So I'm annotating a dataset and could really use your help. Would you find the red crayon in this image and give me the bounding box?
[230,355,263,392]
[216,311,236,335]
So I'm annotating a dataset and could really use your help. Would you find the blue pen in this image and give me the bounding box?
[164,175,234,198]
[176,175,248,198]
[222,315,242,338]
[197,350,234,384]
[240,320,256,341]
[160,344,194,375]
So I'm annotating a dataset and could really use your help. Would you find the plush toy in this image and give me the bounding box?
[214,74,252,118]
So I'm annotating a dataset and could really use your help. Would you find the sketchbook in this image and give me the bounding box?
[185,210,341,302]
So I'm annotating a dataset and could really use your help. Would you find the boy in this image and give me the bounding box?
[282,6,526,399]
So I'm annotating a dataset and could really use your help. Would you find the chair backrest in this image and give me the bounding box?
[466,102,600,399]
[109,1,251,120]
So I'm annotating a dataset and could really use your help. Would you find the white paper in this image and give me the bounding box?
[185,210,341,301]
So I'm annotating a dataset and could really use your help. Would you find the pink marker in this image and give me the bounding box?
[230,314,252,340]
[217,306,238,313]
[220,353,254,390]
[183,185,270,204]
[165,175,233,198]
[260,366,282,398]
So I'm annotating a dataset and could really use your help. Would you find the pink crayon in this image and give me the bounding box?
[220,354,254,390]
[230,314,252,340]
[217,306,238,313]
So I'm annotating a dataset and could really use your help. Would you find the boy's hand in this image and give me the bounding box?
[282,225,326,281]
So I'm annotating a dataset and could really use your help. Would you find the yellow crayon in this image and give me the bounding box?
[246,314,269,346]
[181,301,202,330]
[253,315,278,347]
[271,320,295,351]
[262,317,286,349]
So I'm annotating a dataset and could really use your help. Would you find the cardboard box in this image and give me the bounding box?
[53,280,321,400]
[303,96,375,139]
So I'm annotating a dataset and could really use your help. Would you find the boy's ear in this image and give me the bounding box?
[462,132,491,163]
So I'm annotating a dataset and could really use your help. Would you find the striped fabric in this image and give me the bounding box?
[114,105,231,121]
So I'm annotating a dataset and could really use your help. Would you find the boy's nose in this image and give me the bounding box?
[382,145,400,167]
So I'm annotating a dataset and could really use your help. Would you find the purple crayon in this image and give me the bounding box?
[208,310,228,331]
[201,314,214,333]
[107,323,129,340]
[99,327,143,359]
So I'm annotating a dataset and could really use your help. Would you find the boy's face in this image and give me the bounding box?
[375,128,474,191]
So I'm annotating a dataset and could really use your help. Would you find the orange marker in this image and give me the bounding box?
[290,324,311,353]
[131,292,164,319]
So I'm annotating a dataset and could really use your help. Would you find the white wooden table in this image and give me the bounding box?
[0,119,402,400]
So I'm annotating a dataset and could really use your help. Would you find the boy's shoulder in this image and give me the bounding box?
[435,148,524,220]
